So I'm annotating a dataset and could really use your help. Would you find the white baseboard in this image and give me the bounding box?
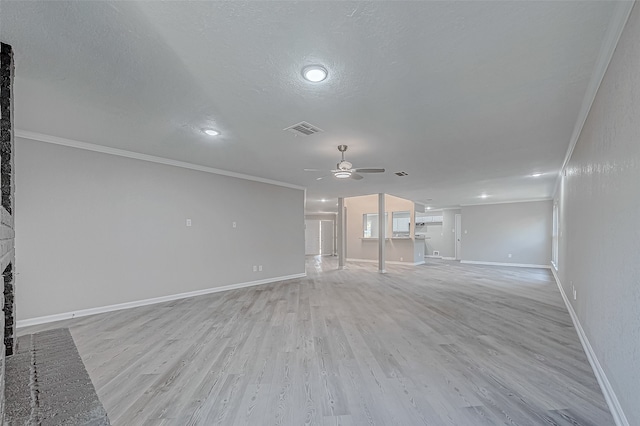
[442,257,457,260]
[425,255,443,259]
[460,260,550,269]
[347,258,423,266]
[17,273,307,329]
[550,268,629,426]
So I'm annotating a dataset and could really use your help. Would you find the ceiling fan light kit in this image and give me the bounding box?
[305,145,385,181]
[334,171,352,179]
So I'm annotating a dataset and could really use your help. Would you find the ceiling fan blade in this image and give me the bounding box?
[354,168,385,173]
[304,168,325,172]
[350,173,364,180]
[315,175,329,181]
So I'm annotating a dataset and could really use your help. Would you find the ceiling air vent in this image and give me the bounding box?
[395,171,408,176]
[284,121,324,136]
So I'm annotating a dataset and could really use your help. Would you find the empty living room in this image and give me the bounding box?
[1,1,638,425]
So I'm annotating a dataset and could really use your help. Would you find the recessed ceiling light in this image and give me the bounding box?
[321,199,326,202]
[302,65,328,83]
[531,173,543,177]
[426,207,432,210]
[203,129,220,136]
[479,194,489,199]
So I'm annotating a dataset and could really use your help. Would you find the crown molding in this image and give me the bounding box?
[460,198,552,207]
[16,129,306,191]
[553,1,635,198]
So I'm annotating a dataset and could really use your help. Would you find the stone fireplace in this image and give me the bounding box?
[1,41,16,421]
[2,264,14,356]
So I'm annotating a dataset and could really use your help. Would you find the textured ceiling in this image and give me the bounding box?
[0,1,623,213]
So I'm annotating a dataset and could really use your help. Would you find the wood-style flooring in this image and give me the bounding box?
[18,257,613,425]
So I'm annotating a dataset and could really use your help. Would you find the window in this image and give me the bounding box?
[392,211,411,237]
[363,213,388,238]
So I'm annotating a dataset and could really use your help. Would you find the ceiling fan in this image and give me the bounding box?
[305,145,385,180]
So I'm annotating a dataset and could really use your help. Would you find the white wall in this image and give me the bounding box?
[461,200,552,266]
[555,4,640,424]
[15,138,305,321]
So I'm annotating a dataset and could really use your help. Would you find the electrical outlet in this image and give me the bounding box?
[400,257,403,261]
[186,219,192,227]
[508,253,512,258]
[232,221,237,228]
[253,265,257,272]
[258,265,263,272]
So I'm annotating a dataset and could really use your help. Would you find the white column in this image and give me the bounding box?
[337,197,345,269]
[378,193,386,273]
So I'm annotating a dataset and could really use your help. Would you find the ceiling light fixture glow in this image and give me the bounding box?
[321,199,326,202]
[531,173,543,177]
[203,129,220,136]
[426,207,432,210]
[334,170,351,179]
[479,194,489,199]
[302,65,328,83]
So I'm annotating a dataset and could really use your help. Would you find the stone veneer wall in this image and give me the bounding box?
[0,42,16,422]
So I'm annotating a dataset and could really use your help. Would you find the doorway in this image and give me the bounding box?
[320,220,335,255]
[305,220,321,255]
[455,214,462,260]
[305,219,336,256]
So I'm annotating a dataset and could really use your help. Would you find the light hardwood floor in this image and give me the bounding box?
[19,258,613,425]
